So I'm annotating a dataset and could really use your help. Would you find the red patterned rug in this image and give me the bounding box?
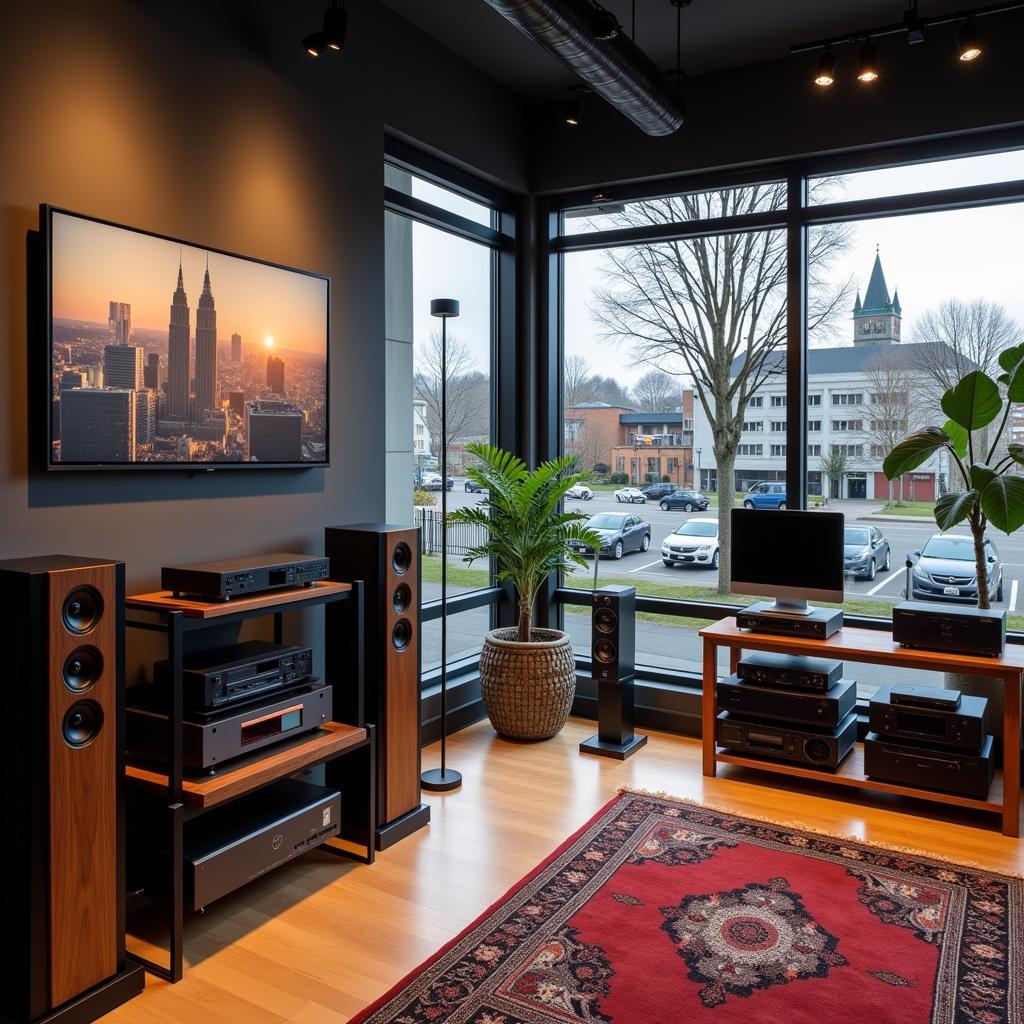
[352,791,1022,1024]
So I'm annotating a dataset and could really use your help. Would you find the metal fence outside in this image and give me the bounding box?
[415,507,489,557]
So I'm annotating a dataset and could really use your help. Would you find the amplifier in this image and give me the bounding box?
[869,685,988,750]
[717,710,857,770]
[154,640,313,711]
[717,675,856,728]
[161,552,330,601]
[864,732,994,800]
[892,600,1006,657]
[184,779,340,910]
[889,684,961,711]
[736,602,843,640]
[127,683,333,770]
[736,651,843,693]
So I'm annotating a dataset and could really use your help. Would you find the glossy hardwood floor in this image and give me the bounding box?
[108,717,1024,1024]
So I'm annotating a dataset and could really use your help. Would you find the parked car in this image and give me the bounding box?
[565,482,593,500]
[844,525,890,581]
[742,482,787,509]
[422,472,453,491]
[465,478,486,493]
[569,512,651,560]
[614,487,647,504]
[910,533,1003,603]
[641,482,677,500]
[661,518,720,570]
[659,489,711,512]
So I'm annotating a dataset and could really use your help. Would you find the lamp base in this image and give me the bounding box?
[421,767,463,792]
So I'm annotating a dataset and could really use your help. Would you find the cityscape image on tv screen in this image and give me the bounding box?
[48,209,329,466]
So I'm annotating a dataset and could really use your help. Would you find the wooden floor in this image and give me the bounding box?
[108,717,1024,1024]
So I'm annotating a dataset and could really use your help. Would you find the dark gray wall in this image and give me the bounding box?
[532,14,1024,194]
[0,0,527,607]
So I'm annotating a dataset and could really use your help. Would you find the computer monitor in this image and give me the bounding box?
[730,508,845,614]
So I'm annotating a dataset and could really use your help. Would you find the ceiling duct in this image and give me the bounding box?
[481,0,686,137]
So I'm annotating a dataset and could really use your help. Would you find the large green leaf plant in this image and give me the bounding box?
[447,443,603,641]
[884,351,1024,610]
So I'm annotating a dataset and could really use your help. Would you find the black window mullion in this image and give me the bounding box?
[785,172,808,510]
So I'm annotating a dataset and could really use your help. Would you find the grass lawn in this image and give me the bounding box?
[873,500,936,517]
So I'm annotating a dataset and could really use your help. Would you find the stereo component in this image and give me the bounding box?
[735,651,843,693]
[869,685,988,751]
[127,683,333,770]
[325,523,429,849]
[864,732,995,799]
[717,675,856,728]
[184,779,340,911]
[889,684,961,711]
[154,640,313,712]
[161,552,330,601]
[717,710,857,770]
[736,602,843,640]
[893,600,1006,657]
[1,555,143,1023]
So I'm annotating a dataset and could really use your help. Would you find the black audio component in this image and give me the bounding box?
[184,779,340,911]
[869,685,988,750]
[889,684,961,711]
[580,585,646,759]
[127,684,333,770]
[161,552,330,601]
[717,675,856,728]
[864,732,995,799]
[736,651,843,693]
[893,600,1006,657]
[736,602,843,640]
[154,640,313,711]
[716,710,857,770]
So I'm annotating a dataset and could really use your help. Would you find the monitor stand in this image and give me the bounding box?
[751,598,815,617]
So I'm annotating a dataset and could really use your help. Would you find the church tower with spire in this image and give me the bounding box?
[166,256,191,420]
[852,248,902,346]
[193,254,218,420]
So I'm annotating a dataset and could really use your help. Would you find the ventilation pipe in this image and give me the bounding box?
[482,0,686,137]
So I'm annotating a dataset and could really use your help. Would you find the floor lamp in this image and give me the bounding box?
[421,297,463,793]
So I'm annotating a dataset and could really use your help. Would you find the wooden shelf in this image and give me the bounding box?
[125,721,367,808]
[125,580,351,618]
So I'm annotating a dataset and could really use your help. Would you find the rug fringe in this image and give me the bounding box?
[616,787,1024,879]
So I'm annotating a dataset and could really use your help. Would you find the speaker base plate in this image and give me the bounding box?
[579,732,648,761]
[376,803,431,851]
[39,961,145,1024]
[420,767,462,792]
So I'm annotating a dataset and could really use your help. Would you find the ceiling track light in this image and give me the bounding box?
[590,1,620,40]
[564,86,590,127]
[814,46,836,86]
[958,17,982,60]
[304,0,346,57]
[857,37,879,82]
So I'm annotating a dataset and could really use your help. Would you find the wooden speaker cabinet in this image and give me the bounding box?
[325,524,429,849]
[0,555,143,1024]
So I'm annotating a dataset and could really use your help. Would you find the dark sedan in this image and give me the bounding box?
[658,490,710,512]
[569,512,651,560]
[465,479,486,493]
[844,525,890,581]
[641,482,677,500]
[910,533,1003,603]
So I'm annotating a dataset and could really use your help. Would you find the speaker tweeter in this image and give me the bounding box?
[63,646,104,692]
[62,585,104,634]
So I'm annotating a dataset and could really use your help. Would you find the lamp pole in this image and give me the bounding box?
[421,298,462,793]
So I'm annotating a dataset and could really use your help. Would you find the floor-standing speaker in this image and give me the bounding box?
[580,584,647,760]
[325,524,430,849]
[1,555,143,1024]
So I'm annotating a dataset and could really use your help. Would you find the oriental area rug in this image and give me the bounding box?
[352,791,1022,1024]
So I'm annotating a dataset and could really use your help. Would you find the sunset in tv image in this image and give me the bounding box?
[49,210,329,465]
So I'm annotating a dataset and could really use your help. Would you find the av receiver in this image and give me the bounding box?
[162,552,330,600]
[864,732,994,799]
[154,640,313,711]
[736,602,843,640]
[869,685,987,750]
[736,651,843,693]
[717,710,857,770]
[127,683,333,770]
[717,675,856,728]
[892,600,1006,657]
[184,779,340,911]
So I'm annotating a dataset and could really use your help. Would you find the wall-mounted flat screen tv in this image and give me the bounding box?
[42,206,329,469]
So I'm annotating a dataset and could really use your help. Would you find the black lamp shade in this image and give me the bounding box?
[430,298,460,319]
[323,3,347,49]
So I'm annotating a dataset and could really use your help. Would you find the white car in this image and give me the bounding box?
[614,487,647,504]
[565,483,593,500]
[662,517,720,570]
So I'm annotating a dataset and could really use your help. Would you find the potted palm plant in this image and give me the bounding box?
[448,443,602,740]
[884,356,1024,731]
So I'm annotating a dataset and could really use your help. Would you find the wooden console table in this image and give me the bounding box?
[700,618,1022,837]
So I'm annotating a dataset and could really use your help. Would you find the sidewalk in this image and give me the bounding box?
[810,498,935,523]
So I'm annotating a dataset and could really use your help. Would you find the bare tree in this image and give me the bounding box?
[819,447,849,502]
[591,182,851,592]
[564,354,594,409]
[589,374,634,407]
[575,417,614,474]
[632,369,679,412]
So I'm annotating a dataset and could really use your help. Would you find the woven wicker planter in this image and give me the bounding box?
[479,627,576,740]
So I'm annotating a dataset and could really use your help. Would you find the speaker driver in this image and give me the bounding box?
[392,618,412,651]
[392,583,412,614]
[593,638,617,664]
[391,542,412,576]
[803,737,832,764]
[63,646,104,692]
[62,700,104,748]
[593,607,617,634]
[62,585,104,635]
